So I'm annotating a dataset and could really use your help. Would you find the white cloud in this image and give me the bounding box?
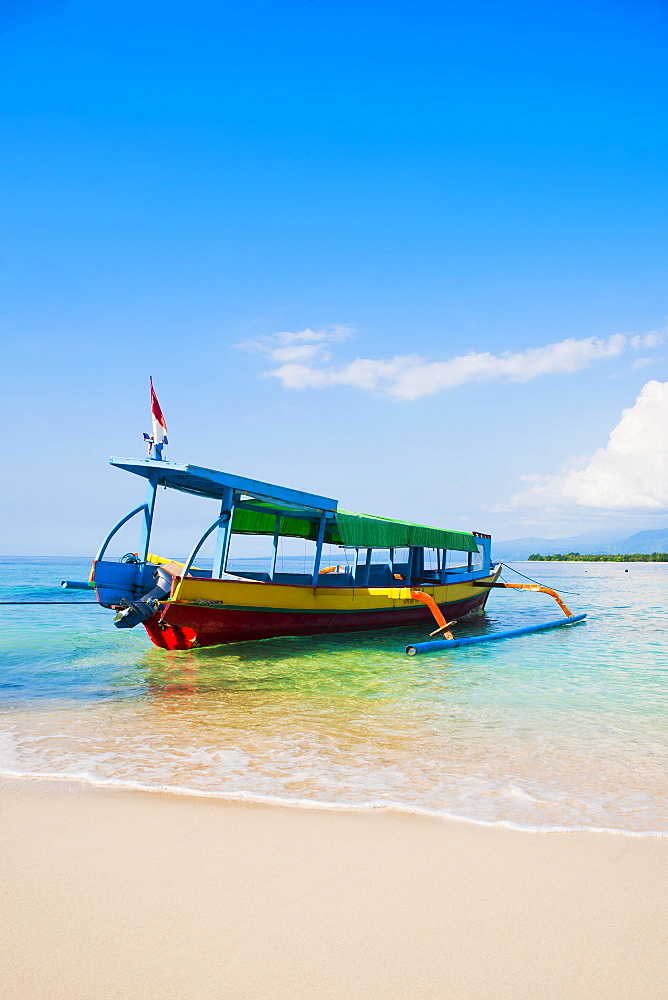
[512,380,668,511]
[630,332,663,349]
[237,325,353,365]
[270,343,326,364]
[245,327,663,401]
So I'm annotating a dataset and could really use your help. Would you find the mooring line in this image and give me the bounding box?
[501,563,581,595]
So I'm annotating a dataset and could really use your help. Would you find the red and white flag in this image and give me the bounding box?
[144,377,168,459]
[150,377,168,444]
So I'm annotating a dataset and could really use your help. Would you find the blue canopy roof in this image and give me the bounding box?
[110,457,478,551]
[110,458,338,511]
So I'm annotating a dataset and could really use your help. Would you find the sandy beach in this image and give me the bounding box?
[0,778,665,999]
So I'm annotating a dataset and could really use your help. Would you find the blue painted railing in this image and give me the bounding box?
[94,503,149,562]
[180,513,229,581]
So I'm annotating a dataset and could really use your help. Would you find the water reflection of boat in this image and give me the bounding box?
[90,457,499,650]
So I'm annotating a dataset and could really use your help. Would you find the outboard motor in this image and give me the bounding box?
[113,566,173,629]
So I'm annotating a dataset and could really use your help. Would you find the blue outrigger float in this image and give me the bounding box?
[82,455,586,652]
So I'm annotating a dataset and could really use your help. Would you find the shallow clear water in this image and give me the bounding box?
[0,557,666,833]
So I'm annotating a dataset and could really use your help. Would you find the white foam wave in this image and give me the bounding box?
[1,767,666,838]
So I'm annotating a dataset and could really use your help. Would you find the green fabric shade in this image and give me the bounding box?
[231,502,478,552]
[231,503,322,543]
[334,511,478,551]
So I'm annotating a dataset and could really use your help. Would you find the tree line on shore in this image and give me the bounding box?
[527,552,668,562]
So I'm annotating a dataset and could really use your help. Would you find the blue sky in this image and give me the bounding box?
[2,0,667,554]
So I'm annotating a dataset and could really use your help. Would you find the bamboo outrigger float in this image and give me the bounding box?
[404,584,586,655]
[348,581,586,655]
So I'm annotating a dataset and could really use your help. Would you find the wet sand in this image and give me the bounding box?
[0,777,666,999]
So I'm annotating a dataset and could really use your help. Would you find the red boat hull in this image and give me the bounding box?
[142,589,491,650]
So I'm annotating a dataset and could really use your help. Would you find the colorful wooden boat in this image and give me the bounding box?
[90,457,501,650]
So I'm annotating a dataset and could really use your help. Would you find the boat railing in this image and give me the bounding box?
[173,512,230,598]
[94,503,149,563]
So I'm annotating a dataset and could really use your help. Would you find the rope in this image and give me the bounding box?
[500,562,580,596]
[0,601,100,605]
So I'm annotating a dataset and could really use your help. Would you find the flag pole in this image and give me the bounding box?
[149,376,153,459]
[147,375,168,462]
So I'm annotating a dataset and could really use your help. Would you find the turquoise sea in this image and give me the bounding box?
[0,557,666,834]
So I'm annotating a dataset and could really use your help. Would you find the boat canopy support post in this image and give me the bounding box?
[211,487,235,579]
[361,547,372,587]
[139,476,158,563]
[472,532,492,575]
[311,513,327,586]
[269,514,281,580]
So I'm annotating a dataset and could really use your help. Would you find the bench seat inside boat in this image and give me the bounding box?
[214,563,474,588]
[212,563,471,588]
[229,571,271,582]
[273,572,315,585]
[318,572,355,587]
[221,571,315,585]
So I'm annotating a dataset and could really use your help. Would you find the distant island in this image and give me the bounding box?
[528,552,668,562]
[492,528,668,561]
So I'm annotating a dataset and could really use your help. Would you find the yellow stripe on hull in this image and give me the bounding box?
[169,567,502,613]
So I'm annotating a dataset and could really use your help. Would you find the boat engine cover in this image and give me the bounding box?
[113,599,160,629]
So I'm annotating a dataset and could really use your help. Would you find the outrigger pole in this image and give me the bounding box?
[404,581,586,656]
